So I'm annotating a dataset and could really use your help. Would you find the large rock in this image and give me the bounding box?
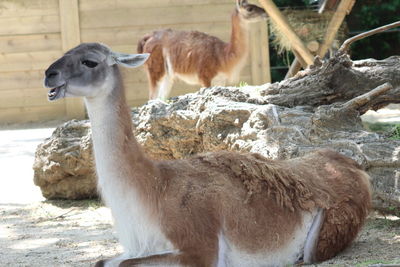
[33,120,97,199]
[33,55,400,214]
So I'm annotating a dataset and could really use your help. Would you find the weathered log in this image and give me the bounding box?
[33,56,400,215]
[262,54,400,109]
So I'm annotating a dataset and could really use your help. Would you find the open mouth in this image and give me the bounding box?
[48,84,65,101]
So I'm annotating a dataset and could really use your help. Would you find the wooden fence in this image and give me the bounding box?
[0,0,270,124]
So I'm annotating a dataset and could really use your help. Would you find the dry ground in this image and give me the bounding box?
[0,200,399,267]
[1,109,400,267]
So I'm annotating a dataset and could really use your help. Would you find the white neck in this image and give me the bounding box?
[83,73,172,256]
[224,11,250,75]
[84,74,157,197]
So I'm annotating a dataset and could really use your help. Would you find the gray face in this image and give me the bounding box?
[44,43,149,101]
[237,0,268,22]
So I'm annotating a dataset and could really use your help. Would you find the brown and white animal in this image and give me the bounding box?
[44,43,372,267]
[137,0,267,100]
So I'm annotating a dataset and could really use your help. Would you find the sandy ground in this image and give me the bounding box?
[0,126,121,266]
[1,200,399,267]
[0,112,399,267]
[362,104,400,124]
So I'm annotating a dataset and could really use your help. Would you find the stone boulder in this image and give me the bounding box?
[33,54,400,214]
[33,120,97,199]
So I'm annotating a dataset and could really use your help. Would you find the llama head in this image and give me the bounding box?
[236,0,267,22]
[44,43,149,101]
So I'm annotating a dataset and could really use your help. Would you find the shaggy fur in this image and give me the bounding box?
[137,0,267,99]
[155,150,371,256]
[44,43,372,267]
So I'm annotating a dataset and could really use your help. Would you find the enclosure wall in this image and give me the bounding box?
[0,0,269,124]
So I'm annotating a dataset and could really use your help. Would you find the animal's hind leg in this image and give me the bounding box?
[314,201,369,262]
[156,74,174,100]
[147,72,160,100]
[94,252,132,267]
[146,66,167,100]
[303,208,325,264]
[199,70,215,88]
[119,246,218,267]
[143,43,166,100]
[119,252,180,266]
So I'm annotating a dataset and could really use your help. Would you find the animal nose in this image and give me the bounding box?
[45,69,60,79]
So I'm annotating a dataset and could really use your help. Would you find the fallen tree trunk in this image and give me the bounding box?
[262,54,400,109]
[33,55,400,215]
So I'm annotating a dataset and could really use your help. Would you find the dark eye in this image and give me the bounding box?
[82,60,98,68]
[246,6,254,12]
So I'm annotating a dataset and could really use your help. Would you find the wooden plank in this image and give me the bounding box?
[0,88,64,108]
[0,0,58,17]
[257,0,314,66]
[59,0,85,120]
[79,0,233,11]
[0,33,61,54]
[124,69,253,107]
[59,0,81,50]
[0,70,44,90]
[0,51,62,72]
[81,22,232,47]
[0,0,265,124]
[123,66,252,87]
[125,82,152,104]
[80,5,233,29]
[0,15,60,36]
[125,81,199,107]
[125,81,204,104]
[123,62,252,87]
[0,105,66,124]
[128,98,149,108]
[121,69,150,84]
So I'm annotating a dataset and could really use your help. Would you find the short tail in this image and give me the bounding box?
[137,34,152,54]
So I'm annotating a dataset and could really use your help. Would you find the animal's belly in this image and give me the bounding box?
[175,72,202,85]
[218,210,318,267]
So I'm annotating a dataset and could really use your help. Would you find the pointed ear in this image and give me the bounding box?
[111,52,150,68]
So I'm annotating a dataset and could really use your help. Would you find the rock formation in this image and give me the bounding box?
[33,54,400,214]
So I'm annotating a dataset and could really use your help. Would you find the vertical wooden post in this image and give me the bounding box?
[59,0,86,119]
[260,20,271,84]
[250,25,262,85]
[250,21,271,85]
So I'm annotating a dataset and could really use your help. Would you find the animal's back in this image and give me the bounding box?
[156,149,371,265]
[298,150,372,261]
[139,29,226,77]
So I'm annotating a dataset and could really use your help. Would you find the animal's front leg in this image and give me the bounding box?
[118,252,180,266]
[156,74,174,101]
[118,249,215,267]
[94,252,135,267]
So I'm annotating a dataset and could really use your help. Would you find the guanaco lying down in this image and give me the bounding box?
[44,42,372,267]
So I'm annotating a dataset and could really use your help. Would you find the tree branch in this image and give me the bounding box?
[341,82,393,112]
[339,21,400,54]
